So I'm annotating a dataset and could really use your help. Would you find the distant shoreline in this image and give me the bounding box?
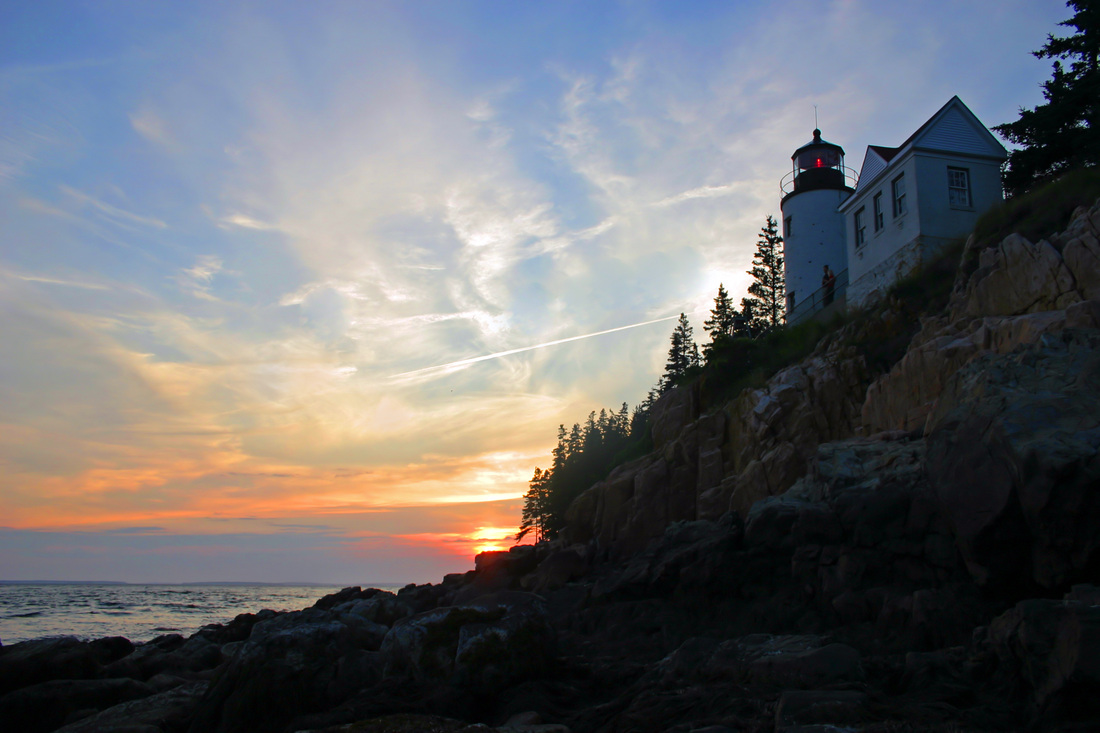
[0,580,402,587]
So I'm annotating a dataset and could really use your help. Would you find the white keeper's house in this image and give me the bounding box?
[780,96,1008,324]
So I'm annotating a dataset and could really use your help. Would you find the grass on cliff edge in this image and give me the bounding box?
[696,238,967,412]
[946,167,1100,291]
[965,167,1100,269]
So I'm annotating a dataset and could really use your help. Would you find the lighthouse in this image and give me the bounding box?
[780,129,854,324]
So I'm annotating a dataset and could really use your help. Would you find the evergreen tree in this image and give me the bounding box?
[661,312,700,391]
[631,388,660,438]
[743,215,785,331]
[551,425,568,474]
[703,282,741,362]
[583,411,601,453]
[614,403,630,439]
[516,467,551,543]
[567,423,583,461]
[994,1,1100,196]
[736,297,764,338]
[703,283,738,339]
[525,399,654,541]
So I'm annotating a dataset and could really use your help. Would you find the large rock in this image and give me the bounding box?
[562,329,869,559]
[521,546,589,594]
[649,382,701,451]
[774,689,869,732]
[561,457,641,548]
[986,599,1100,710]
[187,607,378,733]
[864,203,1100,436]
[954,233,1080,319]
[103,631,223,681]
[451,547,540,602]
[721,341,870,517]
[1058,200,1100,300]
[0,677,155,733]
[334,591,412,627]
[0,637,104,695]
[706,634,864,688]
[926,329,1100,589]
[861,305,1100,435]
[380,592,554,690]
[590,516,743,600]
[55,681,208,733]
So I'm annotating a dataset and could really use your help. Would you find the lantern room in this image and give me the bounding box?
[781,129,853,200]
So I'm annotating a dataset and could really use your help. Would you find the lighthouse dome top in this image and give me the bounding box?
[791,129,845,165]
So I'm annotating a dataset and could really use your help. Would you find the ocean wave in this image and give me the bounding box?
[0,583,349,644]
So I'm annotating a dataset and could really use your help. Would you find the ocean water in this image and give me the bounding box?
[0,582,405,645]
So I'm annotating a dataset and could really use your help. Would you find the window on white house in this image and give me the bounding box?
[948,167,971,208]
[873,192,884,231]
[892,174,907,217]
[784,216,792,238]
[855,207,866,248]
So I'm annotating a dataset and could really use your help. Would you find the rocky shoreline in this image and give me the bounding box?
[3,201,1100,732]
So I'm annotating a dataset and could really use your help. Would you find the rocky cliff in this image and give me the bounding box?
[565,198,1100,579]
[3,199,1100,733]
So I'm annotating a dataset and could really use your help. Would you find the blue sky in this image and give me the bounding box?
[0,0,1068,584]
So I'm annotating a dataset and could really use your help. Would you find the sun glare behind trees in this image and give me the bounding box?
[516,215,786,543]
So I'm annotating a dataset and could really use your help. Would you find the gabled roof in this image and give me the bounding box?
[903,95,1007,159]
[840,96,1008,210]
[855,147,892,189]
[868,145,899,163]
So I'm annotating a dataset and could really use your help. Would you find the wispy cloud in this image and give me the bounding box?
[176,255,224,300]
[60,185,168,230]
[184,256,222,283]
[218,213,280,231]
[0,267,113,291]
[129,106,173,147]
[653,183,744,207]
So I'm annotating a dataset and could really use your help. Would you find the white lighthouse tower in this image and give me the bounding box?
[780,129,855,324]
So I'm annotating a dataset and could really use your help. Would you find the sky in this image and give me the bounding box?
[0,0,1069,584]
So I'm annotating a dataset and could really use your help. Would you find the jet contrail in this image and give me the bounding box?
[390,313,684,379]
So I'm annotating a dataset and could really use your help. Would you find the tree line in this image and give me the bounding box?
[517,215,785,542]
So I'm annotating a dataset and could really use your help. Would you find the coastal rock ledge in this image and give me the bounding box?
[4,200,1100,732]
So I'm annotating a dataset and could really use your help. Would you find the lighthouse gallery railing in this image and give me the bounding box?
[786,268,848,325]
